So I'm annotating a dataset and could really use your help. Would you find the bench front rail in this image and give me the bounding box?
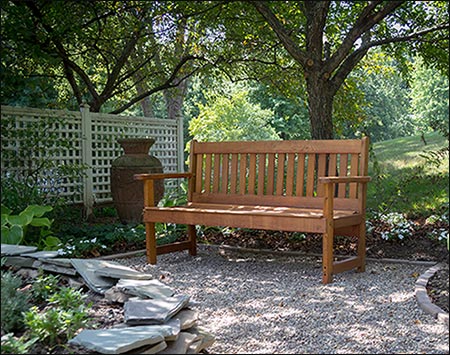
[135,138,370,284]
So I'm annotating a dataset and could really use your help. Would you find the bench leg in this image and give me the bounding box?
[322,228,334,284]
[357,222,366,273]
[145,222,157,264]
[187,225,197,256]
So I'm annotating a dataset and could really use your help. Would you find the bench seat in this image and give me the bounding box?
[143,203,362,233]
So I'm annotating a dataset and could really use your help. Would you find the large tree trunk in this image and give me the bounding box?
[305,72,334,140]
[164,79,188,120]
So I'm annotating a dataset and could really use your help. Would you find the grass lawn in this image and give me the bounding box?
[367,132,449,218]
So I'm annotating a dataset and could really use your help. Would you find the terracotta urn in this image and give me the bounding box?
[110,138,164,224]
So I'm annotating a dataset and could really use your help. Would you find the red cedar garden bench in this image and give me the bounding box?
[135,137,371,284]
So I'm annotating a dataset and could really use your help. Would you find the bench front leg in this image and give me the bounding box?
[145,222,157,264]
[322,182,334,284]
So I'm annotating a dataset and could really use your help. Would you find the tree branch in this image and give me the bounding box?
[251,1,308,66]
[325,1,405,75]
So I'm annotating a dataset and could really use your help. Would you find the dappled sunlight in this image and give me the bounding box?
[122,251,448,354]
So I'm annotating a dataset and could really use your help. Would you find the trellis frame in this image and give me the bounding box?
[1,104,184,216]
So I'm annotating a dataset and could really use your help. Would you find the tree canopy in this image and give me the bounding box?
[1,0,448,139]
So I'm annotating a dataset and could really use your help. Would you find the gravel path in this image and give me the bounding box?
[114,246,449,354]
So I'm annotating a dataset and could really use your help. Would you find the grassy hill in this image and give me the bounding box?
[367,132,449,218]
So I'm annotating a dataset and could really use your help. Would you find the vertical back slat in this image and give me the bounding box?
[267,153,275,195]
[338,153,348,197]
[204,154,213,193]
[221,154,229,194]
[306,154,316,197]
[239,153,247,194]
[285,153,296,196]
[230,153,238,194]
[316,154,327,197]
[349,153,359,198]
[296,153,305,196]
[248,153,257,194]
[195,153,203,192]
[212,154,221,193]
[276,153,286,195]
[257,153,266,195]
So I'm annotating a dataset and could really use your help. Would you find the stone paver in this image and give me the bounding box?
[70,259,117,294]
[116,278,174,299]
[69,326,165,354]
[124,295,190,325]
[1,244,37,256]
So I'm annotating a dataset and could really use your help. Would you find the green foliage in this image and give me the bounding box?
[24,286,91,347]
[1,204,59,249]
[410,57,449,140]
[1,270,31,333]
[31,273,61,304]
[367,132,449,218]
[189,83,280,142]
[0,333,37,355]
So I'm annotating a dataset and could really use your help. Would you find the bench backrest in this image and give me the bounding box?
[188,137,369,211]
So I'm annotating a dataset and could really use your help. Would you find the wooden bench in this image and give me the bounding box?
[135,137,371,284]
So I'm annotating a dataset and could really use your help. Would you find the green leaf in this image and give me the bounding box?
[1,205,12,215]
[43,236,61,251]
[7,212,33,226]
[1,225,24,244]
[23,205,53,218]
[29,217,52,228]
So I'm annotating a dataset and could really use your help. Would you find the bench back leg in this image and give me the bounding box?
[356,222,366,273]
[145,222,157,264]
[188,225,197,256]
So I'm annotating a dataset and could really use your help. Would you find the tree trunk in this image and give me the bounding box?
[305,72,334,140]
[164,79,188,120]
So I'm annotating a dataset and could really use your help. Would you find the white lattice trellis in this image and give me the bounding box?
[1,105,184,215]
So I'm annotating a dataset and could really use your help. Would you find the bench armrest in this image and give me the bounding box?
[318,176,371,184]
[134,172,193,181]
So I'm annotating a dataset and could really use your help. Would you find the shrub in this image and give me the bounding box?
[1,270,31,333]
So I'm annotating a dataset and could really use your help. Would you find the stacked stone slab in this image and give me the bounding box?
[1,244,215,354]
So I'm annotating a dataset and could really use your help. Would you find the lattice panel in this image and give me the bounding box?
[1,106,182,206]
[1,106,84,202]
[91,113,180,203]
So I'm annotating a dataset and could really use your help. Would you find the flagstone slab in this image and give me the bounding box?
[69,326,165,354]
[116,279,174,299]
[2,256,36,268]
[70,259,117,294]
[112,319,181,341]
[20,250,61,259]
[124,295,190,325]
[94,265,153,280]
[173,309,199,330]
[38,257,74,267]
[123,341,167,354]
[185,326,216,352]
[1,244,37,256]
[157,332,199,354]
[32,260,78,276]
